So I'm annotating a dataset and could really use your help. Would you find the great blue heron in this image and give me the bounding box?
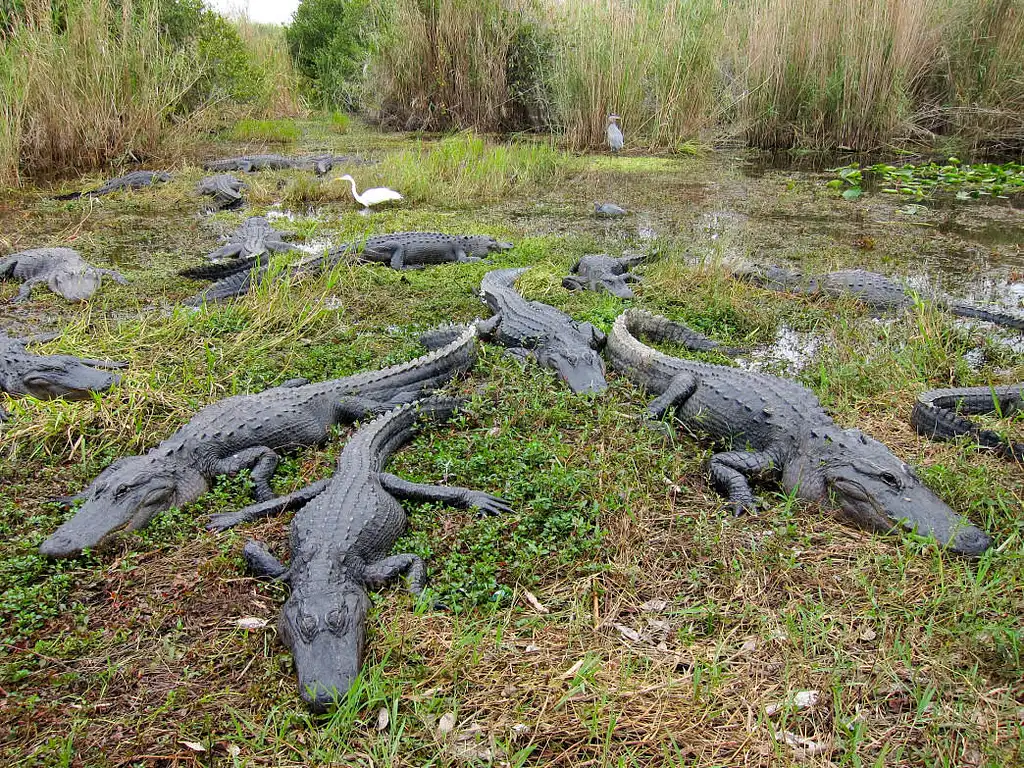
[606,114,623,153]
[334,174,404,210]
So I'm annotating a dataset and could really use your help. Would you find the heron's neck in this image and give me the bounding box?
[345,176,359,201]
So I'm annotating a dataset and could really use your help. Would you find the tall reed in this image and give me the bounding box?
[234,18,306,117]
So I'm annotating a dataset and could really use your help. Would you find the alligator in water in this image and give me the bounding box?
[182,232,514,304]
[1,248,127,303]
[911,383,1023,461]
[593,202,628,217]
[202,154,364,176]
[563,253,646,299]
[738,265,1024,331]
[197,174,245,210]
[477,267,607,394]
[1,334,124,421]
[207,398,510,711]
[54,170,171,200]
[607,308,992,555]
[39,326,480,557]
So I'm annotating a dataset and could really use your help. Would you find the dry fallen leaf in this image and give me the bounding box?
[180,741,205,752]
[612,623,642,643]
[437,712,456,738]
[523,644,541,653]
[235,617,268,630]
[377,707,390,731]
[559,658,586,680]
[773,730,829,759]
[766,690,820,716]
[738,638,758,654]
[522,589,550,614]
[859,626,877,642]
[225,744,241,758]
[640,598,668,613]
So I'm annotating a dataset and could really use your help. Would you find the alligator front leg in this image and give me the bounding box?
[475,314,501,339]
[98,269,128,284]
[379,473,513,516]
[243,539,290,581]
[215,446,282,502]
[389,247,406,270]
[13,277,45,303]
[562,276,585,292]
[707,450,780,515]
[207,478,332,531]
[646,372,699,419]
[363,554,428,595]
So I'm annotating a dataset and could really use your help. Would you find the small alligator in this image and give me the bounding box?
[477,267,607,394]
[182,232,514,304]
[738,265,1024,331]
[562,253,646,299]
[593,202,628,217]
[1,334,124,420]
[607,308,992,555]
[911,384,1023,461]
[207,398,510,711]
[197,174,245,210]
[39,326,480,557]
[54,170,171,200]
[202,154,362,176]
[201,216,295,263]
[1,248,127,303]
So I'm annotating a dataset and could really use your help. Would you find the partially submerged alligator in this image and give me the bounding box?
[39,326,479,557]
[55,170,171,200]
[478,268,607,394]
[912,384,1023,461]
[1,248,127,302]
[1,334,124,420]
[208,398,510,712]
[738,266,1024,331]
[607,309,992,555]
[563,253,646,299]
[197,174,245,210]
[202,154,361,176]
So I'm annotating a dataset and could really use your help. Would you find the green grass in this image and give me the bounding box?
[226,118,302,143]
[1,115,1022,766]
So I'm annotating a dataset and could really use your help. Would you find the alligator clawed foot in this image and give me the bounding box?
[643,418,676,445]
[206,512,245,532]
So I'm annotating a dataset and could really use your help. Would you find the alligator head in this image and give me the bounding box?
[534,340,607,394]
[7,357,120,400]
[48,268,104,302]
[784,428,991,556]
[463,236,514,256]
[39,455,208,557]
[280,581,371,713]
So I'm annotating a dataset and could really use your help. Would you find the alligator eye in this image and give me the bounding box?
[297,612,319,640]
[326,607,349,634]
[879,471,901,489]
[113,484,130,500]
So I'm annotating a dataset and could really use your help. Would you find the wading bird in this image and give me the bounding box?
[607,114,624,153]
[335,174,403,211]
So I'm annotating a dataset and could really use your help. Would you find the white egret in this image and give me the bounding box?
[334,174,403,210]
[606,114,624,153]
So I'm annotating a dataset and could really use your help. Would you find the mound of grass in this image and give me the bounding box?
[226,118,302,143]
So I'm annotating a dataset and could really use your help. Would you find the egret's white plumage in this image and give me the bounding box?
[606,114,624,153]
[335,174,403,209]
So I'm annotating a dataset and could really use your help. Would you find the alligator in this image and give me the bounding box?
[202,154,363,176]
[476,267,608,394]
[562,253,646,299]
[197,174,245,210]
[207,398,510,711]
[200,216,295,264]
[1,248,127,303]
[593,202,628,217]
[181,232,515,304]
[911,384,1023,461]
[607,308,992,555]
[54,170,171,200]
[1,333,124,420]
[738,265,1024,331]
[39,326,480,558]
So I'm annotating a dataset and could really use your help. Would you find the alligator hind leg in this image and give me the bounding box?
[645,372,699,419]
[364,554,428,595]
[380,473,513,516]
[707,450,780,515]
[243,540,289,581]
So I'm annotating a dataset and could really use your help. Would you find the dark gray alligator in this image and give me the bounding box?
[54,170,171,200]
[912,384,1023,461]
[593,202,628,217]
[1,334,124,420]
[1,247,127,302]
[39,326,480,557]
[607,308,992,555]
[207,398,510,712]
[563,253,646,299]
[197,174,245,210]
[477,267,607,394]
[182,232,514,304]
[738,265,1024,331]
[202,154,362,176]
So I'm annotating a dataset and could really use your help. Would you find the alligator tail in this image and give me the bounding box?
[185,268,261,305]
[911,393,1024,462]
[419,324,476,351]
[179,255,260,280]
[950,302,1024,332]
[624,309,738,355]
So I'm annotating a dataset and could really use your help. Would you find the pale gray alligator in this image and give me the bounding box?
[1,248,127,302]
[39,326,480,557]
[54,170,171,200]
[208,398,510,712]
[202,154,364,176]
[563,253,646,299]
[197,174,245,210]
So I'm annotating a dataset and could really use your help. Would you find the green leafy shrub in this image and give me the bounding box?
[286,0,371,109]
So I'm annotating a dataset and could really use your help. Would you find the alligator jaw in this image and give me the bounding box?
[538,348,607,394]
[50,270,103,302]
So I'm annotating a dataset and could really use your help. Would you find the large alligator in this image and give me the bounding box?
[562,253,646,299]
[1,334,124,421]
[607,308,992,555]
[207,398,510,711]
[54,170,171,200]
[199,216,295,264]
[182,232,514,304]
[202,154,362,176]
[738,265,1024,331]
[1,248,127,303]
[911,384,1023,461]
[39,326,480,557]
[197,174,245,210]
[477,267,607,394]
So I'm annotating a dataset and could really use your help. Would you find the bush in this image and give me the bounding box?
[286,0,371,109]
